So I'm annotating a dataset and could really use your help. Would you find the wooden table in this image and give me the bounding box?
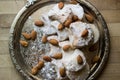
[0,0,120,80]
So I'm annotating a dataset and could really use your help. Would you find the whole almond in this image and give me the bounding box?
[72,15,78,21]
[63,45,71,51]
[31,30,37,40]
[64,18,72,27]
[70,0,78,4]
[34,20,44,27]
[85,14,94,23]
[43,56,52,62]
[52,53,62,59]
[81,29,88,37]
[31,66,38,75]
[92,55,101,64]
[41,35,47,43]
[48,39,58,46]
[20,40,28,47]
[36,60,44,69]
[22,32,31,40]
[58,2,64,9]
[77,55,83,64]
[58,23,64,30]
[59,67,66,77]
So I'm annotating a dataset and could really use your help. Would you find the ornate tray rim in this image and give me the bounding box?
[9,0,110,80]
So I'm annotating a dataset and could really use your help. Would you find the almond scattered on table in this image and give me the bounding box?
[81,29,88,37]
[43,56,52,62]
[77,55,83,64]
[48,39,58,46]
[72,15,79,21]
[36,60,44,70]
[63,45,71,51]
[31,30,37,40]
[85,14,94,23]
[92,55,101,64]
[31,66,38,75]
[58,2,64,9]
[34,20,44,27]
[22,32,31,40]
[59,67,66,77]
[52,53,62,59]
[41,35,47,43]
[20,40,28,47]
[64,18,72,28]
[58,23,64,30]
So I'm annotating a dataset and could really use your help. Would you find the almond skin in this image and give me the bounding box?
[20,40,28,47]
[48,39,58,46]
[52,53,62,59]
[43,56,52,62]
[81,29,88,37]
[92,55,101,64]
[59,67,66,77]
[22,33,31,40]
[41,35,47,43]
[58,2,64,9]
[31,30,37,40]
[31,66,38,75]
[36,60,44,70]
[64,18,72,28]
[58,23,64,30]
[72,15,78,21]
[34,20,44,27]
[85,14,94,23]
[77,55,83,64]
[63,45,71,51]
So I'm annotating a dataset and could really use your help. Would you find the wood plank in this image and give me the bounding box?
[10,67,24,80]
[0,68,11,80]
[108,23,120,37]
[98,63,120,80]
[0,55,14,68]
[0,28,10,40]
[0,0,25,14]
[0,40,9,55]
[100,10,120,23]
[0,14,16,28]
[89,0,120,10]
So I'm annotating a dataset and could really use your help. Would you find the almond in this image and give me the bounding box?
[52,53,62,59]
[72,15,78,21]
[22,32,31,40]
[58,23,64,30]
[64,18,72,28]
[36,60,44,69]
[48,39,58,46]
[20,40,28,47]
[31,30,37,40]
[43,56,52,62]
[70,0,78,4]
[77,55,83,64]
[85,14,94,23]
[41,35,47,43]
[31,66,38,75]
[58,2,64,9]
[34,20,44,27]
[63,45,71,51]
[92,55,101,64]
[81,29,88,37]
[59,67,66,77]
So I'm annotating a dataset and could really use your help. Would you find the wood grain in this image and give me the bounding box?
[0,0,120,80]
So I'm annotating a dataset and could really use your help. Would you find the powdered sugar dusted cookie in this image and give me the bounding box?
[70,22,94,48]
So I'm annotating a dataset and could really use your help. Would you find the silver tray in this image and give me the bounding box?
[9,0,110,80]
